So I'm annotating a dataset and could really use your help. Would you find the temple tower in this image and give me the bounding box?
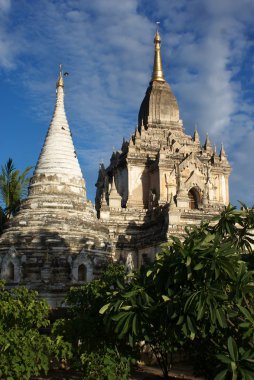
[96,30,231,265]
[0,68,111,306]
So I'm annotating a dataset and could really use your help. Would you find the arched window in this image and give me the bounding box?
[188,187,200,209]
[6,262,15,281]
[142,254,151,266]
[78,264,87,282]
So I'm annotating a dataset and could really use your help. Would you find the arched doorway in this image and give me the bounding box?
[6,262,15,281]
[188,187,201,209]
[78,264,87,282]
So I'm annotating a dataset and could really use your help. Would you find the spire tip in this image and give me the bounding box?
[151,24,165,83]
[56,64,64,88]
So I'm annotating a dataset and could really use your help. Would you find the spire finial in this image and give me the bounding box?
[220,143,226,160]
[193,124,200,143]
[204,133,212,151]
[56,64,64,88]
[151,22,165,83]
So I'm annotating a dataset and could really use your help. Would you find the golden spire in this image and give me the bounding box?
[56,64,64,88]
[151,23,165,82]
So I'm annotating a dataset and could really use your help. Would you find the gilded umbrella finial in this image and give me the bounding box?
[151,22,165,82]
[56,63,64,88]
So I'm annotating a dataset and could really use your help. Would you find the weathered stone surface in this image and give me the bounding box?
[139,81,181,127]
[0,70,111,307]
[96,31,231,266]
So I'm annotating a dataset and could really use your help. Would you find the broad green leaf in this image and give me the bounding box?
[231,361,237,373]
[112,311,130,322]
[215,308,227,328]
[132,314,137,336]
[193,262,203,270]
[228,337,238,362]
[214,369,228,380]
[176,315,184,326]
[216,354,232,365]
[121,305,132,311]
[120,313,132,336]
[240,369,254,380]
[237,305,253,322]
[182,323,188,337]
[197,301,205,321]
[186,256,191,267]
[187,316,195,334]
[99,303,110,314]
[128,333,134,347]
[239,322,250,328]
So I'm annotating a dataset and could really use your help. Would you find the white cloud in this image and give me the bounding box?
[0,0,25,69]
[0,0,11,13]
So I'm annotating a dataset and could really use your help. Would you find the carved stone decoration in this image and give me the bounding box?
[203,184,209,207]
[185,168,205,191]
[109,175,122,209]
[71,250,94,283]
[0,247,21,283]
[41,261,51,284]
[125,252,134,274]
[9,246,18,258]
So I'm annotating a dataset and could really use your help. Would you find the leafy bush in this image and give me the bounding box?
[53,263,135,378]
[80,347,131,380]
[0,282,71,380]
[53,264,125,354]
[215,336,254,380]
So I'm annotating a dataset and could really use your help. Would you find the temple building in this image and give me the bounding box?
[0,31,231,303]
[95,30,231,266]
[0,69,111,306]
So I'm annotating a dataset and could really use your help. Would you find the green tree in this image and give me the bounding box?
[53,263,133,379]
[0,158,32,219]
[0,281,71,380]
[0,206,6,233]
[101,204,254,379]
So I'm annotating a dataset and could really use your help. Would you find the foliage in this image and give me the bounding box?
[53,263,125,354]
[215,336,254,380]
[80,347,131,380]
[101,203,254,379]
[0,158,32,219]
[0,206,6,233]
[0,281,72,380]
[53,263,134,378]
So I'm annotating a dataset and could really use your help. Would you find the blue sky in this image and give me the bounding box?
[0,0,254,206]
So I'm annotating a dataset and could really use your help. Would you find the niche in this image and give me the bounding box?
[78,264,87,282]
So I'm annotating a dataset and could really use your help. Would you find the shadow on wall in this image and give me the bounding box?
[115,203,169,268]
[0,228,109,288]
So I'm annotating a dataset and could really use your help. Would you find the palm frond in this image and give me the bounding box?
[0,159,32,218]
